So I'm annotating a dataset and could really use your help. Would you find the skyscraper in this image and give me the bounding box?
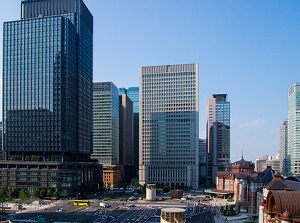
[287,83,300,175]
[206,94,230,184]
[1,0,101,197]
[119,94,134,182]
[119,87,139,178]
[199,138,208,187]
[119,94,134,165]
[139,64,199,189]
[280,120,288,175]
[92,82,119,165]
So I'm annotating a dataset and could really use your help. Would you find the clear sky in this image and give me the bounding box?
[1,0,300,162]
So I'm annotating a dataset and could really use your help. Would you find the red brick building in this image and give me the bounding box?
[216,157,274,214]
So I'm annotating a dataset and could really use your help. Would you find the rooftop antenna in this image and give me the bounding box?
[242,150,244,159]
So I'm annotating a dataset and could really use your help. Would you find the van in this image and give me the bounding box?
[99,202,110,208]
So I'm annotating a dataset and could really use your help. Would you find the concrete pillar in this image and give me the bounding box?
[259,204,264,223]
[258,199,266,223]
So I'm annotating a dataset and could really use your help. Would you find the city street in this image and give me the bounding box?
[3,194,220,223]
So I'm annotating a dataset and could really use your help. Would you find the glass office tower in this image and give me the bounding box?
[127,87,139,113]
[3,0,93,160]
[206,94,230,184]
[287,83,300,175]
[139,64,199,189]
[1,0,100,197]
[92,82,119,165]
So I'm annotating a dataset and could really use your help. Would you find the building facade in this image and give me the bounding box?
[206,94,231,184]
[216,158,274,215]
[256,156,269,172]
[102,165,124,189]
[92,82,119,165]
[280,120,288,175]
[256,154,281,173]
[119,94,135,182]
[119,94,134,166]
[0,122,3,161]
[139,64,199,189]
[287,83,300,175]
[1,0,100,197]
[119,87,139,179]
[199,138,208,187]
[259,190,300,223]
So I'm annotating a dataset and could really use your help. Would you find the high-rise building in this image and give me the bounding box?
[119,94,135,182]
[0,122,4,161]
[287,83,300,174]
[119,87,139,178]
[1,0,101,197]
[280,120,288,175]
[255,155,269,172]
[256,154,280,173]
[199,138,208,187]
[139,64,199,189]
[119,94,134,165]
[92,82,119,165]
[206,94,230,184]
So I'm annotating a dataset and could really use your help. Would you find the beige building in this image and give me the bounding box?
[161,208,186,223]
[139,64,199,189]
[102,165,124,189]
[256,154,281,173]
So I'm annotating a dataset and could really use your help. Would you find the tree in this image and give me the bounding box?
[131,178,139,187]
[47,189,53,198]
[39,189,47,198]
[11,189,19,199]
[0,187,8,214]
[33,188,40,199]
[162,184,170,193]
[122,182,128,191]
[19,189,28,203]
[53,190,58,198]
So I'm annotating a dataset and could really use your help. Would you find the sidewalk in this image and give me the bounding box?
[214,213,252,223]
[208,198,252,223]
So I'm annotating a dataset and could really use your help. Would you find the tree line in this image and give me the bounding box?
[0,187,58,213]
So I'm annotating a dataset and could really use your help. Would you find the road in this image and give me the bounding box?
[7,194,218,223]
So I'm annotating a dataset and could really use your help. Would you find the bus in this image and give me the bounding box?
[73,200,90,207]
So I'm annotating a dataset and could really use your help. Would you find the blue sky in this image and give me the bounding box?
[1,0,300,162]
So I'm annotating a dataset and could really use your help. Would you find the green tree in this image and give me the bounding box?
[122,182,128,191]
[131,178,139,187]
[53,190,58,198]
[19,189,28,203]
[47,189,53,198]
[162,184,170,193]
[39,189,47,198]
[33,188,40,199]
[0,187,8,213]
[11,188,19,199]
[230,205,235,215]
